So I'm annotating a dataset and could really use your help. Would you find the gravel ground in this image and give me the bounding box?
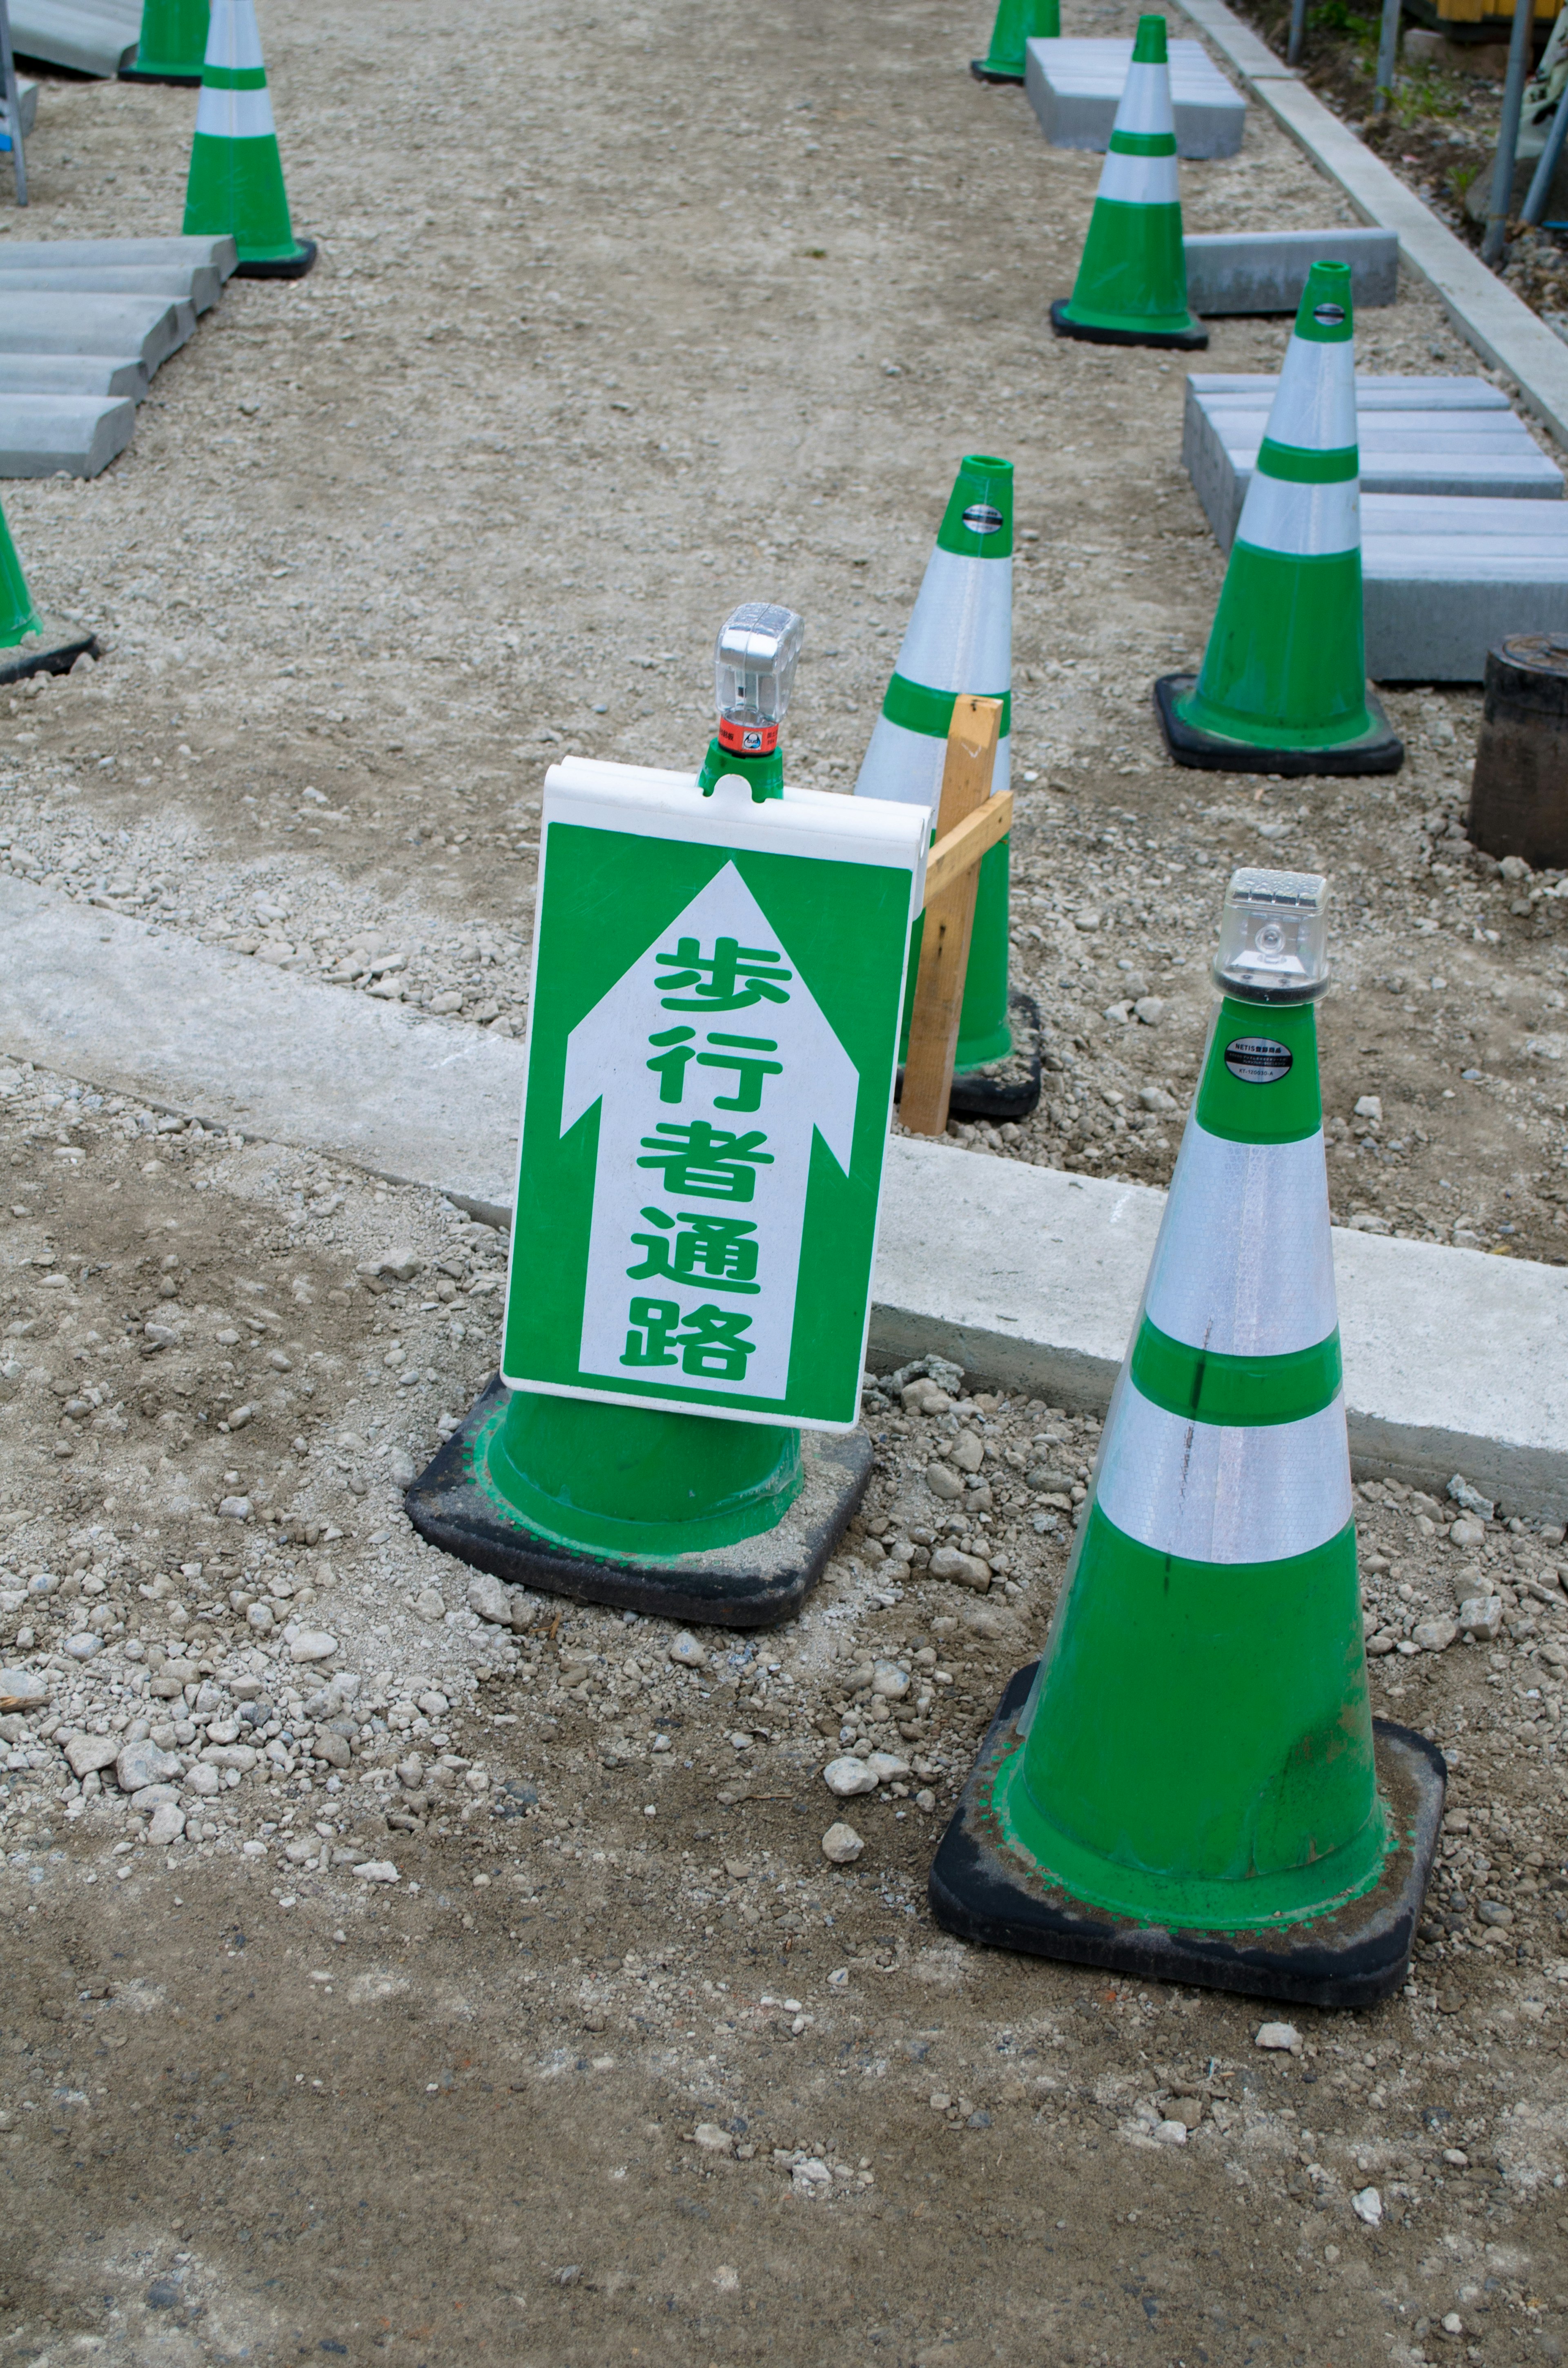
[1,0,1567,2356]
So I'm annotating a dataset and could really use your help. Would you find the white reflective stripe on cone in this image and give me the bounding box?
[205,0,266,72]
[1143,1120,1337,1358]
[1111,59,1176,139]
[1261,330,1357,455]
[1234,471,1360,560]
[194,86,277,140]
[1097,1380,1353,1565]
[1093,149,1181,208]
[854,710,1012,808]
[894,547,1012,697]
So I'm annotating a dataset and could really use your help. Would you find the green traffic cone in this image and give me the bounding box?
[120,0,209,86]
[971,0,1061,84]
[183,0,316,279]
[855,455,1038,1119]
[0,494,99,687]
[1051,14,1207,350]
[1156,261,1403,776]
[930,869,1446,2007]
[405,605,876,1628]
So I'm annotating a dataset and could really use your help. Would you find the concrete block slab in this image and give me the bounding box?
[0,261,223,313]
[0,235,238,281]
[1183,227,1398,316]
[1185,371,1561,549]
[1361,492,1568,680]
[0,294,195,373]
[1026,35,1245,157]
[0,393,136,478]
[0,392,136,478]
[0,874,1564,1519]
[0,354,149,401]
[7,0,138,76]
[0,77,39,151]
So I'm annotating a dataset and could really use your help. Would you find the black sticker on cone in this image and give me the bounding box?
[1225,1036,1293,1084]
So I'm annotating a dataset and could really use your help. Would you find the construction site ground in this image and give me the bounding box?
[1,0,1567,2361]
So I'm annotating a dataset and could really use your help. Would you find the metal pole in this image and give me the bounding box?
[1287,0,1308,69]
[1521,84,1568,222]
[1482,0,1538,264]
[0,0,27,208]
[1373,0,1402,113]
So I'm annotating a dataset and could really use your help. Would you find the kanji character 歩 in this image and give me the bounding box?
[636,1120,773,1202]
[626,1208,761,1296]
[655,934,791,1012]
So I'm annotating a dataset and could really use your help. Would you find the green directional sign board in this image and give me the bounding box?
[501,763,928,1432]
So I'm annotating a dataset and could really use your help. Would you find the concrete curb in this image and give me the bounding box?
[1173,0,1568,451]
[1,878,1564,1517]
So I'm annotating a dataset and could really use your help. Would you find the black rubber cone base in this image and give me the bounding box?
[970,57,1027,80]
[1050,296,1208,351]
[234,240,318,281]
[0,618,100,687]
[948,990,1043,1121]
[118,63,203,83]
[405,1374,874,1630]
[1154,673,1405,777]
[929,1662,1446,2009]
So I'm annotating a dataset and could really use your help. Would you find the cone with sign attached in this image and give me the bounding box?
[1050,15,1206,350]
[856,454,1039,1119]
[182,0,315,279]
[0,495,99,686]
[929,868,1445,2007]
[403,606,919,1629]
[971,0,1060,84]
[120,0,209,85]
[1155,263,1402,776]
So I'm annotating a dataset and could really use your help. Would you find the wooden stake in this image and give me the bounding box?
[900,696,1002,1138]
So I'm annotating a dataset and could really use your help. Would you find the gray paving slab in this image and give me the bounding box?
[0,354,148,401]
[0,293,195,372]
[0,262,223,313]
[1025,34,1245,156]
[1361,493,1568,679]
[1184,227,1398,316]
[8,0,137,76]
[0,78,38,148]
[1185,371,1561,549]
[0,235,237,281]
[0,392,135,478]
[0,875,1563,1518]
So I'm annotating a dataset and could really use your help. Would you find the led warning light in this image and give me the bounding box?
[714,603,805,758]
[1214,867,1331,1003]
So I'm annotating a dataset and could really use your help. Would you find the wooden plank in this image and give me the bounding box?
[923,788,1013,909]
[899,697,1003,1139]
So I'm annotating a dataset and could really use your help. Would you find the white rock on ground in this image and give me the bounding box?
[821,1823,864,1865]
[823,1756,878,1799]
[1352,2187,1383,2227]
[1254,2022,1300,2052]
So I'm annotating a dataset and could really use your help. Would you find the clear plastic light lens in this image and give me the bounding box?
[714,602,804,743]
[1214,867,1331,1002]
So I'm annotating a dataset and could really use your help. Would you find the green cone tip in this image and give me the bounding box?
[1131,13,1169,62]
[936,453,1014,558]
[1296,257,1355,342]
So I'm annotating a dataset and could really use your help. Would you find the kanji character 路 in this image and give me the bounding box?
[621,1296,681,1369]
[619,1295,756,1381]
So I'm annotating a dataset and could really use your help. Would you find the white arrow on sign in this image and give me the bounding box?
[561,861,859,1404]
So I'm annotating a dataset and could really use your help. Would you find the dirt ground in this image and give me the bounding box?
[2,0,1568,2360]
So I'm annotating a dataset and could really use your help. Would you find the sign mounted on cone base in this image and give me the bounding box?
[929,1667,1446,2009]
[0,617,99,685]
[407,735,927,1625]
[1153,673,1404,776]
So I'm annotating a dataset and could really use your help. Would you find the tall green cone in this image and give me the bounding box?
[183,0,316,279]
[855,455,1016,1080]
[1051,14,1207,350]
[0,497,40,651]
[1156,261,1403,776]
[120,0,210,85]
[971,0,1061,83]
[929,869,1446,2007]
